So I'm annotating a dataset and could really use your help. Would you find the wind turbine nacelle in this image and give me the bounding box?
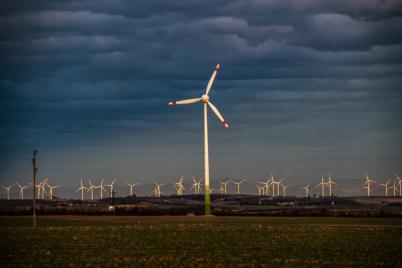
[201,94,209,103]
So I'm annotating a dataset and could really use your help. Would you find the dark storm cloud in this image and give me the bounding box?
[0,0,401,196]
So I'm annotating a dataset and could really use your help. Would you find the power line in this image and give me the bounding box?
[2,156,401,162]
[0,166,401,171]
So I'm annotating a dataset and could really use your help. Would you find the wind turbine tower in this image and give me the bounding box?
[168,64,229,215]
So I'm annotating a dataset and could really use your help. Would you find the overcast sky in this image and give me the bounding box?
[1,0,401,198]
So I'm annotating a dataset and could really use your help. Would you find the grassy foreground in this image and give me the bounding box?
[0,216,401,267]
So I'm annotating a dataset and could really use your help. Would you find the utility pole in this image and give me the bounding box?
[32,150,37,227]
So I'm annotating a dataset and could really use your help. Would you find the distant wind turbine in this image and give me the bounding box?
[76,178,87,200]
[97,179,106,199]
[153,181,164,198]
[126,181,139,197]
[105,179,117,198]
[363,173,375,197]
[395,173,401,196]
[191,177,203,195]
[168,64,229,215]
[230,179,246,195]
[219,180,231,195]
[174,177,185,196]
[1,184,14,200]
[47,184,61,199]
[281,183,289,197]
[327,172,337,196]
[379,180,391,197]
[16,182,30,199]
[316,174,326,197]
[87,178,95,200]
[302,184,310,198]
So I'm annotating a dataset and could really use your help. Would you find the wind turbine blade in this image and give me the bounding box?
[206,64,220,95]
[207,101,229,128]
[168,98,201,105]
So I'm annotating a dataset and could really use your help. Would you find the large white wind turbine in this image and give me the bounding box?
[168,64,229,215]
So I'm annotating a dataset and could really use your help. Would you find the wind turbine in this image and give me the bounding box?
[153,181,164,198]
[47,184,61,199]
[33,178,47,199]
[257,185,265,196]
[259,177,272,196]
[126,181,139,197]
[76,178,87,200]
[281,183,289,197]
[191,177,203,195]
[395,173,401,196]
[379,180,391,197]
[316,174,326,197]
[87,178,95,200]
[327,172,337,196]
[168,64,229,215]
[275,179,284,197]
[97,179,106,199]
[267,174,276,197]
[219,180,231,195]
[1,184,14,200]
[302,184,310,198]
[257,181,269,196]
[174,177,185,196]
[230,179,246,195]
[217,183,225,194]
[105,179,117,198]
[391,180,398,197]
[363,173,375,197]
[16,182,30,199]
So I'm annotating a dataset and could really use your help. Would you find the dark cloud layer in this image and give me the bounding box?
[0,1,401,197]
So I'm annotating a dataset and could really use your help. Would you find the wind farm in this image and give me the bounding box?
[1,0,402,266]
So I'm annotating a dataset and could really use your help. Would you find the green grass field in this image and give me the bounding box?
[1,216,401,267]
